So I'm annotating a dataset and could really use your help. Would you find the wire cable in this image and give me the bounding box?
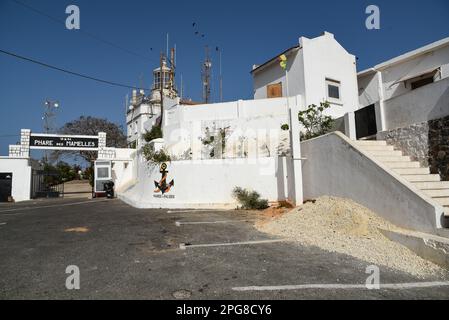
[0,48,146,90]
[10,0,154,63]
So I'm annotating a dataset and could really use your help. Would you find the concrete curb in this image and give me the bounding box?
[380,228,449,268]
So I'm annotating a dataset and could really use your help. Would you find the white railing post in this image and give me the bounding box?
[289,96,304,205]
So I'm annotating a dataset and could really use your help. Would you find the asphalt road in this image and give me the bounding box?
[0,198,448,299]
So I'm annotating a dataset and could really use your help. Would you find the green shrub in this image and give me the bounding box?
[232,187,269,210]
[143,125,163,142]
[142,144,171,166]
[298,101,335,140]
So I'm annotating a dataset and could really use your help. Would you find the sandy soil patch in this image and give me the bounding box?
[256,196,448,278]
[64,227,89,233]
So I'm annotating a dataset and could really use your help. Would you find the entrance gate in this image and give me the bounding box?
[7,130,108,201]
[31,171,64,199]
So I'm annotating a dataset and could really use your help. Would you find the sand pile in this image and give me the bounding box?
[257,196,447,278]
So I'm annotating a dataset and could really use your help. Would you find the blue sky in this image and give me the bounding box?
[0,0,448,157]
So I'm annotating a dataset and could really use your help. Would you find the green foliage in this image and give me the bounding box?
[201,127,228,158]
[232,187,269,210]
[143,125,163,142]
[84,166,94,187]
[298,101,334,140]
[281,124,290,131]
[42,161,79,185]
[142,144,171,167]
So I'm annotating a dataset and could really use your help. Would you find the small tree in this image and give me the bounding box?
[298,101,334,140]
[51,116,127,164]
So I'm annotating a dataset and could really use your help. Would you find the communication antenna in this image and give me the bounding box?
[202,46,212,103]
[42,99,59,134]
[42,99,59,163]
[218,47,223,102]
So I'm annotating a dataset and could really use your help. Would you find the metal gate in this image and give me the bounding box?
[0,172,12,202]
[31,171,64,199]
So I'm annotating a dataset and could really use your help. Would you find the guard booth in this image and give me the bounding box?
[94,160,112,197]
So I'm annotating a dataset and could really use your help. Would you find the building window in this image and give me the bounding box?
[267,82,283,98]
[410,76,434,90]
[326,79,341,101]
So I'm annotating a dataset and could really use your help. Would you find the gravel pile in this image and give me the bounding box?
[257,196,447,278]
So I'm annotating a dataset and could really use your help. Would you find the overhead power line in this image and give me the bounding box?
[10,0,154,63]
[0,48,146,90]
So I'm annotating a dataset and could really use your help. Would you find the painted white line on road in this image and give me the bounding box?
[175,220,252,226]
[232,281,449,291]
[0,199,111,214]
[168,209,232,214]
[0,222,6,226]
[180,239,290,250]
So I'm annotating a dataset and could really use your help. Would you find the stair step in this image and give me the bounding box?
[359,145,395,151]
[367,150,403,157]
[393,168,430,175]
[384,161,421,168]
[375,155,411,162]
[413,181,449,189]
[433,197,449,206]
[356,140,387,146]
[422,189,449,197]
[402,174,441,182]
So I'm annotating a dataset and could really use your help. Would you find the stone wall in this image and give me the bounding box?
[377,115,449,181]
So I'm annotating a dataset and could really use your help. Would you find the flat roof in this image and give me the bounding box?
[358,36,449,76]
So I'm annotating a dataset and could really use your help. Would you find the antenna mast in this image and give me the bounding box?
[202,46,212,103]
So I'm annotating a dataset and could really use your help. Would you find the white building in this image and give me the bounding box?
[356,36,449,137]
[126,58,177,147]
[356,36,449,181]
[251,31,359,119]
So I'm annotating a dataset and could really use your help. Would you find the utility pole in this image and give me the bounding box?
[159,52,164,126]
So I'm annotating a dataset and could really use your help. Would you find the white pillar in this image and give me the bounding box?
[289,96,303,206]
[344,112,357,140]
[376,71,386,132]
[20,129,30,158]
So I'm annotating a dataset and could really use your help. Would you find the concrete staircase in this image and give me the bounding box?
[356,140,449,218]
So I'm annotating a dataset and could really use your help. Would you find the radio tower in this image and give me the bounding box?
[202,46,212,103]
[42,99,59,163]
[43,99,59,134]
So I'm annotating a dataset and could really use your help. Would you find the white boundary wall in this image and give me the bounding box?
[0,157,32,202]
[301,131,445,233]
[162,97,294,159]
[119,155,295,209]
